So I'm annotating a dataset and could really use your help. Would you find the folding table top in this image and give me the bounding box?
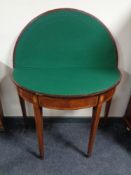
[13,9,121,96]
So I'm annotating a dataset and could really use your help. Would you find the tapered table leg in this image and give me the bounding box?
[33,99,44,159]
[19,95,27,127]
[104,98,112,119]
[87,99,102,156]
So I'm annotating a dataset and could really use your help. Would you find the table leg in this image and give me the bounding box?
[87,98,102,156]
[33,97,44,159]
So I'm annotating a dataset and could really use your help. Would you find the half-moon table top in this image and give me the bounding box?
[13,9,121,97]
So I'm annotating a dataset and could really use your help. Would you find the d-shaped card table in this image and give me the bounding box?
[12,8,121,158]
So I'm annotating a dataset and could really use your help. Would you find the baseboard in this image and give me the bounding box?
[2,116,123,129]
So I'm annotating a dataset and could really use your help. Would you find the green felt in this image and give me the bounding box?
[13,9,121,96]
[13,67,120,96]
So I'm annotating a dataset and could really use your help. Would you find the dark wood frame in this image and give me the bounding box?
[0,98,4,130]
[12,8,121,159]
[124,96,131,130]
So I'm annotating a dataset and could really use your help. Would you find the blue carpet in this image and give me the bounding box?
[0,118,131,175]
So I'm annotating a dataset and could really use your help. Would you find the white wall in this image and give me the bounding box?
[0,0,131,117]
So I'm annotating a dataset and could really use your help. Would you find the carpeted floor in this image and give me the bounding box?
[0,118,131,175]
